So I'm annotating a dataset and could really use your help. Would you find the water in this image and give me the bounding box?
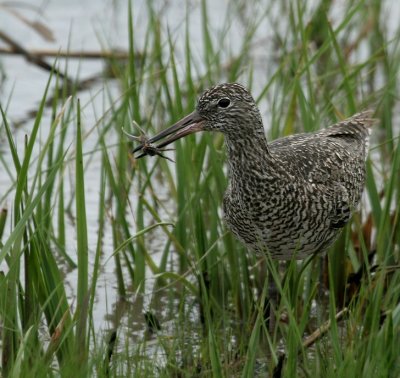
[0,0,274,336]
[0,0,246,337]
[0,0,398,354]
[0,0,134,332]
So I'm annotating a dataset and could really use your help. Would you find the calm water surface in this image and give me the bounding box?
[0,0,398,339]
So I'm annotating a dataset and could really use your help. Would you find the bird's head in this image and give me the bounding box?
[132,83,263,158]
[196,83,262,133]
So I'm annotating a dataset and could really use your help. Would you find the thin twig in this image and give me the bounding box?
[0,47,132,60]
[302,307,348,349]
[274,307,349,378]
[0,30,70,80]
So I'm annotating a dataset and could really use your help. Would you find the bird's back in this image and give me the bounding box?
[269,110,373,202]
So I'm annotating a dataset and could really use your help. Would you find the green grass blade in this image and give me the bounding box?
[74,98,89,362]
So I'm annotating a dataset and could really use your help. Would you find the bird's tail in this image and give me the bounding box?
[324,109,378,159]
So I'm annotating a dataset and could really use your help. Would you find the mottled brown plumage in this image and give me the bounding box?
[131,83,374,259]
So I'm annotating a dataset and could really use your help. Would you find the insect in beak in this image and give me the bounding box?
[123,127,175,162]
[128,111,205,160]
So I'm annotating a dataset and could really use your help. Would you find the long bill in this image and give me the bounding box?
[131,110,205,158]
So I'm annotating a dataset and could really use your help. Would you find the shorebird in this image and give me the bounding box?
[131,83,374,260]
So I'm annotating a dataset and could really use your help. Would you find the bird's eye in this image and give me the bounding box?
[218,98,231,108]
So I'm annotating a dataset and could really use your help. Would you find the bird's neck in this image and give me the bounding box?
[224,128,272,179]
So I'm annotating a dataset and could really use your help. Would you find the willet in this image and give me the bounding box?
[131,83,374,260]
